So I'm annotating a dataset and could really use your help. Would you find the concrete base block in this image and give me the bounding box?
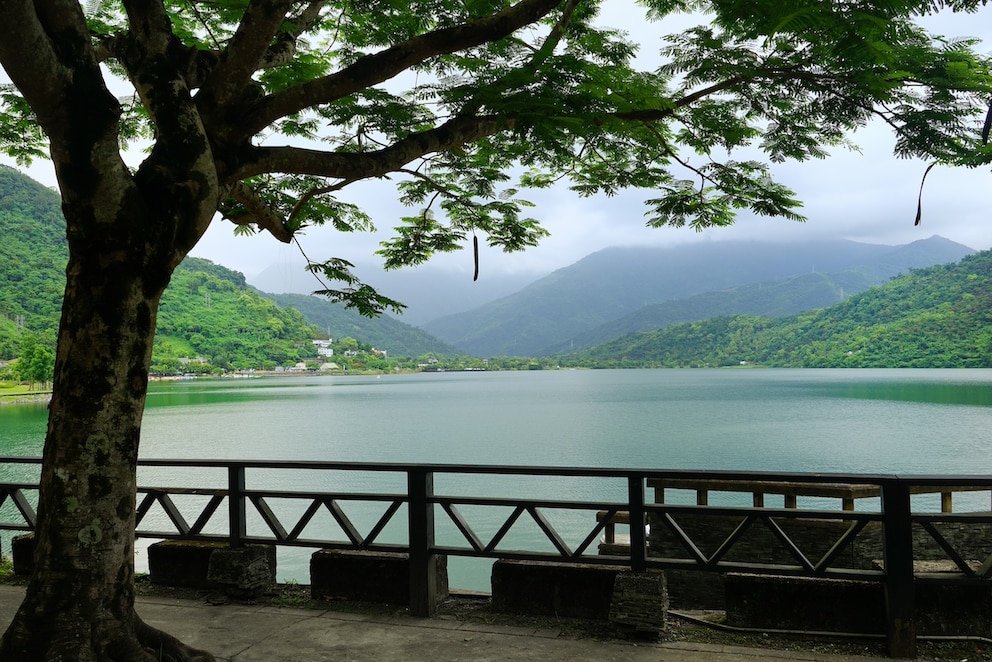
[665,569,725,610]
[916,583,992,637]
[726,573,886,634]
[148,540,276,597]
[148,540,228,588]
[609,571,668,638]
[726,572,992,637]
[207,545,277,598]
[491,559,628,620]
[310,549,448,606]
[11,533,33,575]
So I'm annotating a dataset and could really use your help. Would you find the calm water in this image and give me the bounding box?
[4,368,992,589]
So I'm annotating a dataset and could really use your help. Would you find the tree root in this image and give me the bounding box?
[134,615,216,662]
[0,608,216,661]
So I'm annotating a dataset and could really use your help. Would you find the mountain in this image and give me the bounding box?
[0,166,453,367]
[265,292,458,358]
[0,166,67,358]
[564,249,992,368]
[153,259,321,371]
[0,166,320,370]
[250,258,540,327]
[422,238,974,357]
[539,236,974,355]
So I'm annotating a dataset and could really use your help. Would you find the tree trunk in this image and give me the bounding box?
[0,236,213,661]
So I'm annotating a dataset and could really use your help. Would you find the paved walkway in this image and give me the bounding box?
[0,585,888,661]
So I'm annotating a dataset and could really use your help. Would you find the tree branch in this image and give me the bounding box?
[614,76,751,122]
[98,2,321,97]
[241,0,565,136]
[0,0,81,135]
[458,0,581,117]
[121,0,175,59]
[613,66,861,122]
[0,0,131,209]
[259,1,327,69]
[232,114,510,181]
[397,167,486,217]
[220,181,295,243]
[199,0,296,109]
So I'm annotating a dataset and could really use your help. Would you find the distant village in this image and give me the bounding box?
[268,338,391,372]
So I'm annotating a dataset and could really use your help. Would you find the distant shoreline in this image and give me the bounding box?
[2,369,419,406]
[0,392,51,406]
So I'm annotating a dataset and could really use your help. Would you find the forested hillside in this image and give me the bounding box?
[267,293,458,358]
[6,164,988,371]
[539,236,973,355]
[425,238,973,357]
[152,259,320,372]
[0,168,320,369]
[0,167,450,370]
[564,251,992,368]
[0,166,65,357]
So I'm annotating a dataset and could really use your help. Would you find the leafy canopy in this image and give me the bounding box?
[1,0,990,315]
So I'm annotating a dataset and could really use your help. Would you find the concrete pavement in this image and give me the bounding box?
[0,585,889,661]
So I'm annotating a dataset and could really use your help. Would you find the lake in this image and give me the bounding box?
[3,368,992,589]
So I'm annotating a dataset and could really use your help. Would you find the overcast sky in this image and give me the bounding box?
[3,3,990,283]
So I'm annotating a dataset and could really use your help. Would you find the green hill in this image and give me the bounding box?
[152,259,320,372]
[424,239,973,357]
[0,166,451,370]
[563,251,992,368]
[0,166,66,357]
[266,292,458,358]
[539,236,974,355]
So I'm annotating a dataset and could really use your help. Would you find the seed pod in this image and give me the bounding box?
[473,234,480,281]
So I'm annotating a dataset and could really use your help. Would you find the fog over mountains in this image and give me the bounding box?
[3,165,976,362]
[252,234,974,358]
[421,236,974,357]
[250,260,539,327]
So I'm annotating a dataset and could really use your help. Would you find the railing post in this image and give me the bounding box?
[628,476,646,572]
[228,464,246,548]
[881,480,916,659]
[408,468,439,617]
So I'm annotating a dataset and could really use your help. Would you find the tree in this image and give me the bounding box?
[337,336,360,353]
[12,334,55,389]
[17,344,56,390]
[0,0,990,659]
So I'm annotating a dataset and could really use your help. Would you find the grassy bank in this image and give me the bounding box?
[0,382,51,404]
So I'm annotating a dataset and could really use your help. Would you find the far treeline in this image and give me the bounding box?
[558,250,992,369]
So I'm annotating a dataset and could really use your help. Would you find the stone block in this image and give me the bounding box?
[725,573,886,634]
[310,549,448,606]
[148,540,227,588]
[726,571,992,637]
[207,545,277,598]
[609,570,668,638]
[916,581,992,637]
[148,540,276,598]
[11,533,33,575]
[491,559,627,620]
[664,570,725,610]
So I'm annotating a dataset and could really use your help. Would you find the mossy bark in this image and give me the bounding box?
[0,63,217,656]
[0,235,213,660]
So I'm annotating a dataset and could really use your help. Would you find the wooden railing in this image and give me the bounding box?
[648,477,992,512]
[2,456,992,658]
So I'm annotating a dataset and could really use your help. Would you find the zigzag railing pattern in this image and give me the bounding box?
[3,457,992,657]
[3,460,991,578]
[0,484,37,532]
